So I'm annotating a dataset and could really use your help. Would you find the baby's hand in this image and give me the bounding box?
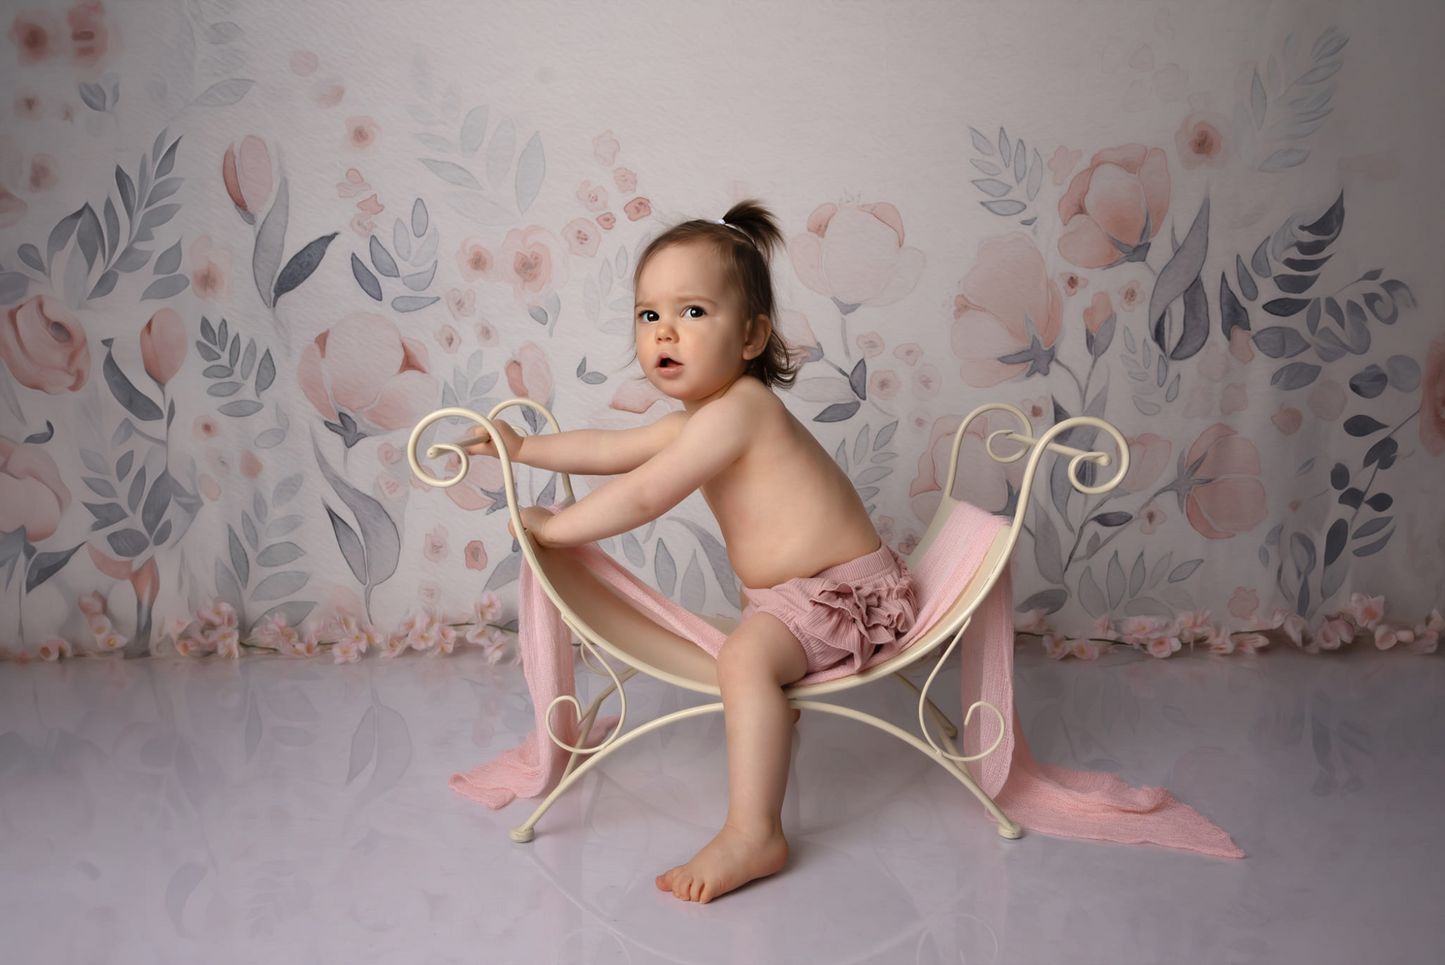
[508,505,555,547]
[460,420,523,460]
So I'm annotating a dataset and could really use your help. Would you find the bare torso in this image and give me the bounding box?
[694,378,881,589]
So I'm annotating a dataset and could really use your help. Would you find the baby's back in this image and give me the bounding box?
[698,378,883,589]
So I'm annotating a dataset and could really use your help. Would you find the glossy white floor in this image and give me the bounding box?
[2,643,1441,965]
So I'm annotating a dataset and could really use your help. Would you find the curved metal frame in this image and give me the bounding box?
[408,399,1129,844]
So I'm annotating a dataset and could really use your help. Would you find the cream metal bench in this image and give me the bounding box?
[408,399,1127,844]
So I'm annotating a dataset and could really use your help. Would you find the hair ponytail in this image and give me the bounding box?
[633,199,800,389]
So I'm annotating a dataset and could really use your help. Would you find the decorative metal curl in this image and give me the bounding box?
[542,632,628,755]
[915,617,1006,764]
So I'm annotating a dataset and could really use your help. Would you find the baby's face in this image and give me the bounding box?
[634,242,759,409]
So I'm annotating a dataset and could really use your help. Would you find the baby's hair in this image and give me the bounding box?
[632,200,800,389]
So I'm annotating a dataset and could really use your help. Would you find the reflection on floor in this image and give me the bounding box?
[2,643,1442,964]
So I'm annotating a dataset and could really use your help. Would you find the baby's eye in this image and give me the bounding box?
[684,305,707,318]
[637,310,658,323]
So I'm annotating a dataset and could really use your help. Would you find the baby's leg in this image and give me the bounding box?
[656,612,807,903]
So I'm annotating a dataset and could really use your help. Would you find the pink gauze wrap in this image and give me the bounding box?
[449,501,1244,858]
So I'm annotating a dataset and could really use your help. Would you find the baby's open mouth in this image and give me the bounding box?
[658,357,680,368]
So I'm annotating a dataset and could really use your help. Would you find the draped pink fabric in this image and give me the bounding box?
[449,501,1243,858]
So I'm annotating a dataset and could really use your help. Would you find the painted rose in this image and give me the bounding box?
[868,369,900,400]
[1420,337,1445,456]
[1,295,90,393]
[189,236,231,301]
[487,226,568,307]
[624,197,652,221]
[576,180,608,212]
[1058,144,1170,269]
[435,324,460,354]
[139,308,185,385]
[221,136,273,215]
[855,331,884,358]
[790,202,925,308]
[593,130,620,165]
[1117,280,1143,311]
[1120,433,1171,492]
[344,115,380,152]
[438,450,505,513]
[561,218,600,257]
[1048,145,1081,185]
[1173,424,1267,539]
[298,313,437,430]
[1059,271,1087,296]
[596,212,616,230]
[505,341,553,403]
[474,318,499,347]
[28,154,57,191]
[66,1,110,68]
[9,10,59,64]
[0,436,70,542]
[613,167,637,193]
[1083,291,1113,335]
[893,343,922,366]
[909,411,1026,522]
[456,238,492,282]
[950,233,1063,387]
[445,287,475,319]
[1174,111,1229,170]
[423,525,448,562]
[464,540,487,571]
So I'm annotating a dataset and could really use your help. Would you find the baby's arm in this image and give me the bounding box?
[463,410,688,476]
[532,394,752,548]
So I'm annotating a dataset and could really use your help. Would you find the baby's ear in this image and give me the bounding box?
[743,314,772,360]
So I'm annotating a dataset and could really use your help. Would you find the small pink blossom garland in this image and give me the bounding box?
[1016,594,1443,661]
[4,592,515,666]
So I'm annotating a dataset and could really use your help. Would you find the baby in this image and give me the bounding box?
[466,201,916,902]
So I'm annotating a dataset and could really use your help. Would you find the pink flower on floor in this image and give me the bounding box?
[1016,608,1048,633]
[96,628,127,652]
[1175,609,1213,644]
[951,233,1063,386]
[1373,624,1401,651]
[423,525,448,562]
[382,633,409,658]
[1315,617,1354,651]
[215,628,240,659]
[1042,634,1069,659]
[298,313,437,430]
[792,202,925,308]
[1271,609,1308,648]
[333,638,363,663]
[475,592,502,625]
[1345,593,1384,630]
[435,622,458,655]
[1145,635,1182,658]
[576,180,608,211]
[1121,615,1175,646]
[78,591,107,616]
[344,115,380,152]
[482,630,507,664]
[593,130,620,165]
[1069,638,1104,660]
[1091,615,1118,641]
[38,637,71,661]
[1410,624,1439,654]
[1058,144,1170,269]
[196,599,237,628]
[1235,632,1269,654]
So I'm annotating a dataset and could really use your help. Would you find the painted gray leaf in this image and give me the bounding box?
[968,126,994,155]
[515,132,545,214]
[460,105,489,157]
[192,78,253,106]
[325,503,367,584]
[141,470,171,534]
[483,549,522,591]
[1078,566,1106,617]
[1253,326,1309,358]
[1270,362,1320,390]
[486,119,516,187]
[347,705,376,784]
[147,177,183,205]
[392,295,439,312]
[970,158,1001,176]
[253,177,289,307]
[402,263,436,291]
[104,349,164,421]
[241,510,258,551]
[1149,197,1210,350]
[219,400,263,417]
[315,438,399,587]
[85,501,127,529]
[102,198,121,259]
[266,514,303,538]
[353,697,412,813]
[654,538,676,597]
[1259,148,1309,173]
[1032,510,1065,584]
[351,253,382,301]
[411,198,428,237]
[228,525,249,586]
[413,133,454,153]
[621,532,645,567]
[674,518,738,603]
[393,218,412,261]
[257,542,303,567]
[981,199,1027,217]
[1386,355,1421,392]
[252,570,309,601]
[369,235,399,277]
[1018,587,1067,615]
[108,528,149,558]
[419,158,482,191]
[972,178,1012,199]
[273,233,337,303]
[164,862,207,934]
[77,204,103,270]
[680,551,705,613]
[83,476,116,498]
[1106,551,1125,608]
[141,274,189,301]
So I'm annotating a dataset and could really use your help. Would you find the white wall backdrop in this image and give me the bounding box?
[1,0,1442,662]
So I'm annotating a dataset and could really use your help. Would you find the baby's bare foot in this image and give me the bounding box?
[654,824,789,903]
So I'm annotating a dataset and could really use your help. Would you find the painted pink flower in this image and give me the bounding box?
[290,50,319,76]
[1308,381,1345,421]
[376,473,405,501]
[355,194,383,216]
[422,525,448,562]
[435,324,460,354]
[893,343,922,366]
[596,212,616,230]
[1170,424,1267,540]
[344,115,380,152]
[65,1,109,68]
[1139,502,1166,534]
[561,218,600,257]
[1228,326,1254,363]
[868,369,900,400]
[475,318,499,347]
[336,168,369,198]
[488,226,568,306]
[1272,406,1303,435]
[28,154,57,191]
[1118,281,1143,311]
[1229,587,1259,620]
[1420,337,1445,457]
[609,377,674,415]
[445,287,475,319]
[350,212,376,237]
[457,238,492,282]
[1048,145,1081,186]
[297,313,437,430]
[855,331,885,358]
[1059,271,1088,296]
[791,202,925,308]
[9,10,59,64]
[576,180,608,211]
[505,341,553,403]
[15,90,41,119]
[193,415,218,439]
[909,411,1026,522]
[140,308,186,385]
[222,136,273,215]
[1083,291,1113,335]
[1175,111,1229,170]
[314,79,345,108]
[1058,144,1170,269]
[1,296,90,393]
[624,197,652,221]
[465,540,488,571]
[613,167,637,193]
[1121,433,1171,492]
[593,130,620,165]
[951,233,1063,387]
[189,236,231,301]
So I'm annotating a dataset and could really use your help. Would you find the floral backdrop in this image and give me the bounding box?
[1,0,1441,666]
